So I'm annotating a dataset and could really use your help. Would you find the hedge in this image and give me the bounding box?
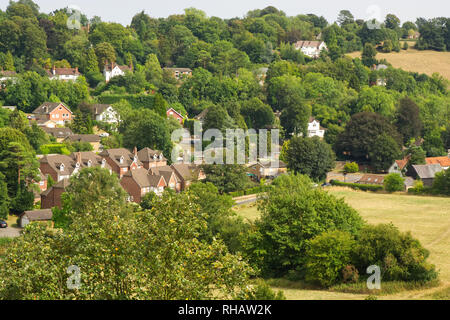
[39,144,71,155]
[330,180,383,192]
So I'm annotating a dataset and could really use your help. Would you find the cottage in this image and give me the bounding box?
[99,147,142,178]
[65,134,102,152]
[19,209,53,228]
[170,163,206,190]
[163,67,192,80]
[307,117,326,138]
[388,155,411,174]
[120,168,167,203]
[408,164,444,187]
[82,103,120,124]
[294,41,327,58]
[103,62,132,82]
[32,102,72,125]
[166,107,184,124]
[46,66,81,81]
[149,166,181,191]
[137,147,167,169]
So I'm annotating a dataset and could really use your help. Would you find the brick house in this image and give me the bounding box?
[137,147,167,169]
[149,166,181,191]
[99,147,142,178]
[170,163,206,191]
[41,178,70,209]
[166,107,184,124]
[32,102,72,125]
[120,168,167,203]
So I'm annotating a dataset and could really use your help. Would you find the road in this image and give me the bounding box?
[0,226,22,238]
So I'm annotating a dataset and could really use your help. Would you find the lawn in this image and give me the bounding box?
[347,48,450,83]
[233,187,450,300]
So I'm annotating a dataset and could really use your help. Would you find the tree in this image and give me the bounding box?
[361,43,377,67]
[408,146,426,165]
[344,162,359,173]
[395,97,422,143]
[286,136,335,181]
[245,174,363,277]
[95,42,116,70]
[368,133,402,172]
[0,173,8,220]
[384,173,405,192]
[432,169,450,195]
[305,230,356,287]
[337,10,354,26]
[144,54,163,85]
[385,14,401,30]
[201,164,250,194]
[240,98,274,129]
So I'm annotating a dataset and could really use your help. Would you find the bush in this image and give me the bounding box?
[432,169,450,195]
[39,144,71,155]
[330,180,383,192]
[304,230,356,287]
[384,173,405,192]
[235,279,286,300]
[352,224,438,282]
[342,265,360,284]
[344,162,359,173]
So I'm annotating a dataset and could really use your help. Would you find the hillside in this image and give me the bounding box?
[347,48,450,82]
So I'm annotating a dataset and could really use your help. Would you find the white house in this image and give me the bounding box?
[294,41,327,58]
[46,66,81,81]
[0,70,17,83]
[104,62,132,82]
[307,117,326,138]
[86,104,120,124]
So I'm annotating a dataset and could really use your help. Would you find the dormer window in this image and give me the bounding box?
[75,162,80,168]
[101,158,106,167]
[159,154,164,160]
[119,156,124,164]
[153,154,158,160]
[87,160,92,167]
[60,163,65,172]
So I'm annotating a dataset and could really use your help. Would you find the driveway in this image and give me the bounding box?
[0,226,22,238]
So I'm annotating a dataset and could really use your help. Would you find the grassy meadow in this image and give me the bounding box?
[233,187,450,300]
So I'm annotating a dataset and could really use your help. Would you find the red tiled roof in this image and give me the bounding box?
[425,157,450,167]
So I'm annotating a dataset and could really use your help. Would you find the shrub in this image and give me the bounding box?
[432,169,450,195]
[304,230,356,287]
[344,162,359,173]
[352,224,438,282]
[342,265,360,284]
[39,144,71,155]
[330,180,383,192]
[383,173,405,192]
[235,279,286,300]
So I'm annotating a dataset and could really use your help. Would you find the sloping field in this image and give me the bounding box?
[347,49,450,82]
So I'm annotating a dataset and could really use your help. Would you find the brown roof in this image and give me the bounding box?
[42,127,74,139]
[41,178,70,196]
[99,148,142,168]
[104,63,132,72]
[21,209,53,221]
[82,104,113,116]
[70,152,111,170]
[47,67,80,76]
[32,102,72,115]
[40,152,109,177]
[123,168,166,188]
[425,156,450,168]
[170,163,202,182]
[194,108,209,120]
[149,166,177,184]
[65,134,101,143]
[395,155,411,170]
[357,174,386,185]
[137,147,166,162]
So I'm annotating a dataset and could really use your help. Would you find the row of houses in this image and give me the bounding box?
[38,147,205,209]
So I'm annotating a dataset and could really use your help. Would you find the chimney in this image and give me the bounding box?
[76,152,81,164]
[52,65,56,76]
[75,67,78,74]
[133,146,138,157]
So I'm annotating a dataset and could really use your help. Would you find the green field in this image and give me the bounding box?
[233,187,450,300]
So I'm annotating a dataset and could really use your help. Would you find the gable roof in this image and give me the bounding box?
[412,164,444,179]
[170,163,203,182]
[294,40,325,49]
[425,156,450,168]
[100,148,142,168]
[32,102,72,115]
[137,147,166,162]
[41,127,74,139]
[149,166,178,184]
[394,155,411,170]
[65,134,101,143]
[123,168,166,188]
[166,107,184,119]
[357,174,386,185]
[21,209,53,221]
[82,104,113,116]
[104,63,132,72]
[47,67,80,76]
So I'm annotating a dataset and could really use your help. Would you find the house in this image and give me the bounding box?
[356,174,386,186]
[46,66,81,81]
[137,147,167,169]
[33,169,48,203]
[32,102,72,125]
[170,163,206,191]
[41,127,74,142]
[408,164,444,187]
[247,160,287,181]
[19,209,53,228]
[41,178,70,209]
[99,147,142,178]
[39,152,110,182]
[103,62,132,82]
[34,118,58,128]
[307,117,326,138]
[166,107,184,124]
[0,71,17,85]
[425,151,450,170]
[1,105,16,111]
[163,67,192,80]
[294,41,327,58]
[120,168,167,203]
[388,155,411,175]
[64,134,102,152]
[83,103,120,124]
[149,166,181,191]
